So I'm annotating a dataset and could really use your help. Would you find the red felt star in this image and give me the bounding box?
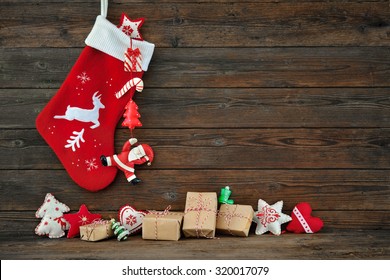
[63,204,101,238]
[118,13,145,40]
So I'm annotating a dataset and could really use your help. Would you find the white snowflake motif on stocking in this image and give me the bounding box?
[77,71,91,84]
[85,158,98,171]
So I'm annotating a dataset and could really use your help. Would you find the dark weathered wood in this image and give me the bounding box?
[3,0,387,2]
[0,89,52,129]
[0,228,389,259]
[1,2,389,47]
[1,170,389,211]
[1,47,389,88]
[7,209,388,233]
[0,211,389,237]
[116,127,390,169]
[2,88,390,129]
[0,0,389,260]
[1,128,389,169]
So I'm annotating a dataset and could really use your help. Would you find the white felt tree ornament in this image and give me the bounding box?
[35,193,70,238]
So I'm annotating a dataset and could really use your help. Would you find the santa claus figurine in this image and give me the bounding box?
[100,138,154,185]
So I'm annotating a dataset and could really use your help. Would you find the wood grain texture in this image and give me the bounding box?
[0,229,389,259]
[1,47,389,88]
[1,128,389,169]
[2,88,390,129]
[1,170,389,212]
[0,212,389,237]
[0,0,389,260]
[1,2,389,47]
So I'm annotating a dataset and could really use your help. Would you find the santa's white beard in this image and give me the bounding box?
[128,148,144,162]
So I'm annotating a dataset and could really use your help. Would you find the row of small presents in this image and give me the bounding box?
[80,192,253,241]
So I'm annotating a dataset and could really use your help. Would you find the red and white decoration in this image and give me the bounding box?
[119,205,149,235]
[121,99,142,131]
[115,78,144,99]
[63,204,102,238]
[36,2,154,192]
[118,13,144,40]
[35,193,70,238]
[124,46,143,73]
[286,202,324,234]
[253,199,292,236]
[101,138,154,184]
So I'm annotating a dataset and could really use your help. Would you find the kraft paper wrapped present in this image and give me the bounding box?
[79,220,114,241]
[216,204,254,237]
[142,208,184,241]
[182,192,218,238]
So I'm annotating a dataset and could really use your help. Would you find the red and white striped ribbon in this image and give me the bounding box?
[292,207,313,233]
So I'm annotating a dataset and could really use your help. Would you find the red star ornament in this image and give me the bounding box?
[63,204,102,238]
[253,199,291,236]
[118,13,145,40]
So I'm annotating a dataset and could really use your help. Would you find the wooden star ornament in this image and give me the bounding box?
[253,199,292,236]
[118,13,145,40]
[63,204,101,238]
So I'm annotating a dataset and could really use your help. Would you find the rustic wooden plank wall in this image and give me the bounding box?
[0,0,389,259]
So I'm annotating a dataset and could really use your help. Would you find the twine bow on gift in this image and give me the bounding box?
[217,205,252,236]
[81,219,112,241]
[150,205,172,240]
[185,193,217,238]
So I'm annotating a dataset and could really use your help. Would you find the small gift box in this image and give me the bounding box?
[182,192,218,238]
[79,220,114,241]
[216,204,254,237]
[142,207,184,241]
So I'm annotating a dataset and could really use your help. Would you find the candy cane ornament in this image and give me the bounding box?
[115,78,144,99]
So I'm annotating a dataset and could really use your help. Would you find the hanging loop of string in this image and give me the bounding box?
[101,0,108,18]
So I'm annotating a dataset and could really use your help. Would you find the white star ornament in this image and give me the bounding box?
[253,199,292,236]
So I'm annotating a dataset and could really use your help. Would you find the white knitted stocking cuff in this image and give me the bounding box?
[85,15,155,71]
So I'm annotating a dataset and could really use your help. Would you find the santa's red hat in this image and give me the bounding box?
[138,144,154,165]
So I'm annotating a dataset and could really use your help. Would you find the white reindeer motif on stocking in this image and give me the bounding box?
[54,91,105,129]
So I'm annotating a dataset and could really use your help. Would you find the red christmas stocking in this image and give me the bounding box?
[36,1,154,191]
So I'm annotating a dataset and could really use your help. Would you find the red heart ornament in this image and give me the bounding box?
[119,205,148,235]
[286,202,324,233]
